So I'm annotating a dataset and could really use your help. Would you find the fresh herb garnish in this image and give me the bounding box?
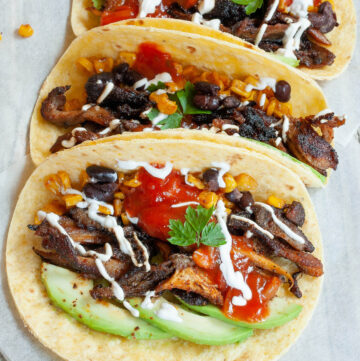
[168,205,226,247]
[176,82,211,115]
[147,108,182,129]
[92,0,105,10]
[231,0,263,15]
[147,81,167,92]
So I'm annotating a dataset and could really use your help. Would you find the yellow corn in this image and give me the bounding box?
[149,92,177,115]
[222,173,237,193]
[267,195,286,209]
[63,194,83,208]
[118,51,136,67]
[182,65,200,80]
[18,24,34,38]
[225,207,232,215]
[76,57,94,74]
[221,195,235,209]
[166,82,181,93]
[34,200,66,224]
[114,192,125,200]
[124,173,141,187]
[173,62,183,75]
[93,57,114,73]
[266,98,277,116]
[199,191,218,209]
[235,173,258,191]
[117,172,125,184]
[113,199,123,216]
[57,171,71,190]
[79,170,90,189]
[98,205,112,215]
[187,174,205,190]
[121,213,130,226]
[230,79,251,98]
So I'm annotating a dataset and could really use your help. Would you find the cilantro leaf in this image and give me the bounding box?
[168,219,197,246]
[201,222,227,247]
[147,81,166,92]
[146,108,182,130]
[176,82,211,115]
[92,0,105,10]
[168,205,225,247]
[231,0,263,15]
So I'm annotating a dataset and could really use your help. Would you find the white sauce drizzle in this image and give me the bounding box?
[82,103,93,111]
[259,93,267,107]
[245,77,277,93]
[180,168,192,186]
[171,201,200,208]
[255,0,279,46]
[255,23,268,46]
[97,119,121,135]
[117,160,173,180]
[288,0,313,17]
[231,215,274,239]
[156,302,183,323]
[275,137,282,146]
[198,0,215,14]
[138,0,162,18]
[315,108,333,117]
[126,213,139,225]
[123,300,140,317]
[222,124,240,131]
[191,12,221,30]
[97,82,114,104]
[134,73,173,90]
[245,230,253,239]
[254,202,306,245]
[61,127,88,149]
[215,201,252,306]
[282,115,290,143]
[141,290,156,309]
[211,162,230,188]
[151,112,168,126]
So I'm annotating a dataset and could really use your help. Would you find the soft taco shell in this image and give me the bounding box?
[7,138,323,361]
[30,24,328,188]
[71,0,357,80]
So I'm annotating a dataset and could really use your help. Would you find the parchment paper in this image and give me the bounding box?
[0,1,359,360]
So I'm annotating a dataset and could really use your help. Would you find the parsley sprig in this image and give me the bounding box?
[168,205,226,247]
[231,0,263,15]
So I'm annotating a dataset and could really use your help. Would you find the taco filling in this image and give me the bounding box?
[28,161,323,341]
[87,0,338,69]
[41,42,344,176]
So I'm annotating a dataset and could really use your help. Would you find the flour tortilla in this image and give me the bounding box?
[30,24,328,187]
[7,137,323,361]
[71,0,357,80]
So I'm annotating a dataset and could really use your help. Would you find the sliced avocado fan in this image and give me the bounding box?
[41,263,168,339]
[127,297,253,345]
[178,297,302,329]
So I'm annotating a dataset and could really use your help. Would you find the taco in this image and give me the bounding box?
[30,25,344,187]
[70,0,356,80]
[7,137,323,360]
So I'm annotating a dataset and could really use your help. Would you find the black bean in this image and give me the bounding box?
[237,191,254,210]
[194,82,220,96]
[86,165,118,183]
[83,182,118,202]
[225,188,243,203]
[222,96,240,109]
[193,95,220,110]
[112,63,129,83]
[203,168,220,192]
[123,69,143,86]
[275,80,291,103]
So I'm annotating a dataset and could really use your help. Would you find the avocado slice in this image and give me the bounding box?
[178,297,302,330]
[127,297,253,345]
[41,263,169,339]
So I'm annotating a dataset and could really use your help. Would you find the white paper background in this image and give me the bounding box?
[0,1,359,360]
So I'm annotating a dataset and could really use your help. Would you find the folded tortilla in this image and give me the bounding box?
[30,24,331,187]
[6,137,322,361]
[70,0,356,80]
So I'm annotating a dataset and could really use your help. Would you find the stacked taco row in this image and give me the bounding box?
[6,5,355,361]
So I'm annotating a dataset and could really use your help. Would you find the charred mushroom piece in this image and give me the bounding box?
[283,201,305,227]
[308,1,338,34]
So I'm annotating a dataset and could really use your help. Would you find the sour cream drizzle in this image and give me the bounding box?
[255,0,279,46]
[171,201,200,208]
[215,201,252,306]
[191,13,221,30]
[282,115,290,143]
[245,77,277,93]
[254,202,306,244]
[180,168,192,186]
[231,215,274,239]
[156,302,183,323]
[141,290,156,309]
[97,119,121,135]
[134,72,173,90]
[61,127,87,149]
[222,124,240,131]
[117,160,173,180]
[211,162,230,188]
[97,82,114,104]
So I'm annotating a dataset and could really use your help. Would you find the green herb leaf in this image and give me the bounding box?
[92,0,105,10]
[168,205,225,247]
[168,219,197,247]
[201,222,227,247]
[146,108,182,130]
[147,81,166,92]
[231,0,263,15]
[176,82,211,115]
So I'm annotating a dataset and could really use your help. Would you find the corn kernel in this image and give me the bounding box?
[18,24,34,38]
[57,171,71,190]
[187,174,205,190]
[266,98,277,116]
[98,205,112,215]
[173,62,183,75]
[63,194,83,208]
[93,57,114,73]
[199,191,218,209]
[113,199,123,216]
[149,93,177,115]
[34,200,66,224]
[235,173,258,191]
[117,172,125,184]
[225,207,232,215]
[118,51,136,67]
[244,75,259,87]
[121,213,130,226]
[123,173,141,187]
[79,170,90,189]
[114,192,125,200]
[222,173,237,193]
[76,57,94,74]
[44,174,62,195]
[166,82,181,92]
[230,79,251,98]
[221,195,235,209]
[267,195,286,209]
